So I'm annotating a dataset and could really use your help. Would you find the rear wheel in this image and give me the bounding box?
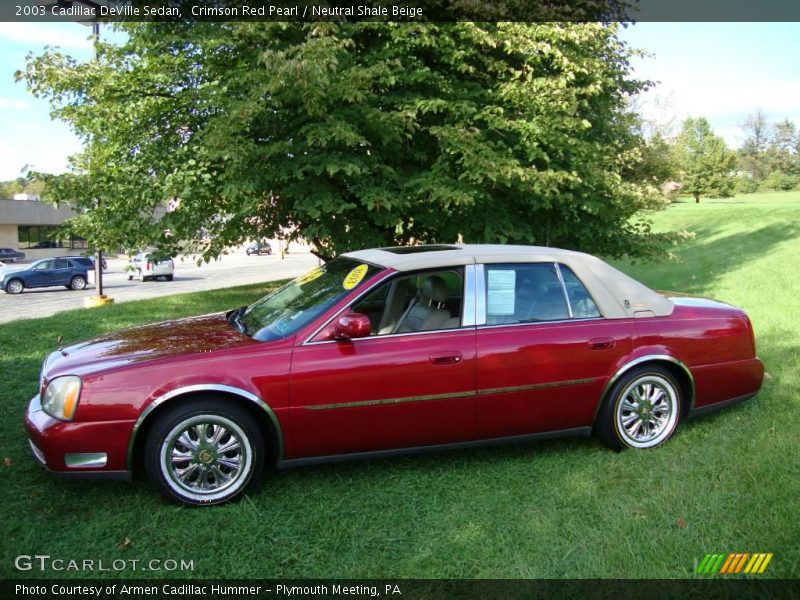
[144,399,265,505]
[70,276,86,291]
[5,279,23,294]
[596,366,681,451]
[165,274,174,281]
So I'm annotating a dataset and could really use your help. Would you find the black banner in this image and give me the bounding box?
[3,0,800,23]
[4,580,800,600]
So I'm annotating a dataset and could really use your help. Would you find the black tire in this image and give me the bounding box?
[70,276,87,291]
[595,366,682,451]
[5,278,23,294]
[127,274,133,281]
[144,398,265,506]
[165,274,174,281]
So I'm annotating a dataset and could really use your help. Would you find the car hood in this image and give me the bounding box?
[0,265,27,275]
[43,312,259,379]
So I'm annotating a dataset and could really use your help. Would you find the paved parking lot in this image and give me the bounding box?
[0,251,320,323]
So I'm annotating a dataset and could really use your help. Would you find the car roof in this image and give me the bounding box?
[342,244,674,319]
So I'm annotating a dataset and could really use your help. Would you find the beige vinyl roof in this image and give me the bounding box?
[342,244,674,319]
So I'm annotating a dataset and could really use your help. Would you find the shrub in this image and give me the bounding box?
[764,171,798,191]
[734,174,759,194]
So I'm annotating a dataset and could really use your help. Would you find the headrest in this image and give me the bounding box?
[420,275,449,304]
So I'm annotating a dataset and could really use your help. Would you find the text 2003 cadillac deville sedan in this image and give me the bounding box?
[25,245,763,505]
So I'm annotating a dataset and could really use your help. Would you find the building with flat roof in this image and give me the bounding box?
[0,198,82,260]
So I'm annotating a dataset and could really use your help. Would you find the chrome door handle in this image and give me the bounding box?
[589,337,615,350]
[429,352,463,365]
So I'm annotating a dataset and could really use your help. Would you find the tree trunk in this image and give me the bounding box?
[694,193,700,203]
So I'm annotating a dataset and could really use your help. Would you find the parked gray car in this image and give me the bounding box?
[0,248,25,263]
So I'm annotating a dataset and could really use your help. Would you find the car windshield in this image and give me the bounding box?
[239,257,382,342]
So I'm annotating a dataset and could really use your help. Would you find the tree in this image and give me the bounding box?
[673,117,736,202]
[765,119,799,177]
[20,22,675,261]
[738,109,770,180]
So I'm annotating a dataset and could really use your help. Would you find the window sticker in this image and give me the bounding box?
[343,264,369,290]
[296,266,324,285]
[487,269,516,315]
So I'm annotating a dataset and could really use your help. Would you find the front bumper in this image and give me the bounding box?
[25,394,133,481]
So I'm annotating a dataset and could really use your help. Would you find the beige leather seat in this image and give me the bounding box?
[395,275,453,333]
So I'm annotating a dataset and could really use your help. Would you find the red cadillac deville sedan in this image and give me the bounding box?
[25,245,764,505]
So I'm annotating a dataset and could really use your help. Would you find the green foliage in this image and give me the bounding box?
[765,119,800,177]
[0,176,46,199]
[738,113,800,182]
[673,117,736,202]
[764,170,797,192]
[738,110,770,180]
[733,173,759,194]
[20,22,674,260]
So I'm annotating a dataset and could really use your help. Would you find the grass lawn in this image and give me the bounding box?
[2,191,798,579]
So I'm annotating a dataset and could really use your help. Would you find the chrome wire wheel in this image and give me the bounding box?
[614,374,679,449]
[159,414,253,503]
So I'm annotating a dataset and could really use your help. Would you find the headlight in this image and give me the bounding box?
[41,376,82,421]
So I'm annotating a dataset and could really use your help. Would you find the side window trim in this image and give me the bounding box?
[303,265,473,345]
[477,262,595,327]
[553,263,573,318]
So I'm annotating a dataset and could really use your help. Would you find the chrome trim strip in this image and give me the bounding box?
[477,317,605,331]
[462,264,477,327]
[303,326,477,346]
[127,384,285,469]
[594,354,696,421]
[28,439,46,467]
[475,264,487,325]
[554,262,574,318]
[65,453,107,469]
[476,377,598,396]
[305,377,600,411]
[306,390,476,411]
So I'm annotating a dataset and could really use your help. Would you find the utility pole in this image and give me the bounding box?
[89,19,105,299]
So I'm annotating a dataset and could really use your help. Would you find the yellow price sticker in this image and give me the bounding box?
[343,264,369,290]
[296,266,324,285]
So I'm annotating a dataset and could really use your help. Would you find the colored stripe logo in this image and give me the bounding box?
[697,553,773,574]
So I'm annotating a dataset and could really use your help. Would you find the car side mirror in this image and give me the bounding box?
[334,313,371,340]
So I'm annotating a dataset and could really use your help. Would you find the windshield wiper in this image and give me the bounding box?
[227,305,248,335]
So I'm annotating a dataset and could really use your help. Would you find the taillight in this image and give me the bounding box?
[146,262,151,270]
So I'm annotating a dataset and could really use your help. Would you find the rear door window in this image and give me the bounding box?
[484,263,568,325]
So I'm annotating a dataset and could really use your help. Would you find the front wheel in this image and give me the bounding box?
[144,399,265,505]
[165,274,174,281]
[70,276,87,291]
[595,366,682,451]
[5,279,23,294]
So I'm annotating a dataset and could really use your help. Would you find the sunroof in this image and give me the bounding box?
[381,245,462,255]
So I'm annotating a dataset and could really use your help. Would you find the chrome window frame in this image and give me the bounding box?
[302,264,477,346]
